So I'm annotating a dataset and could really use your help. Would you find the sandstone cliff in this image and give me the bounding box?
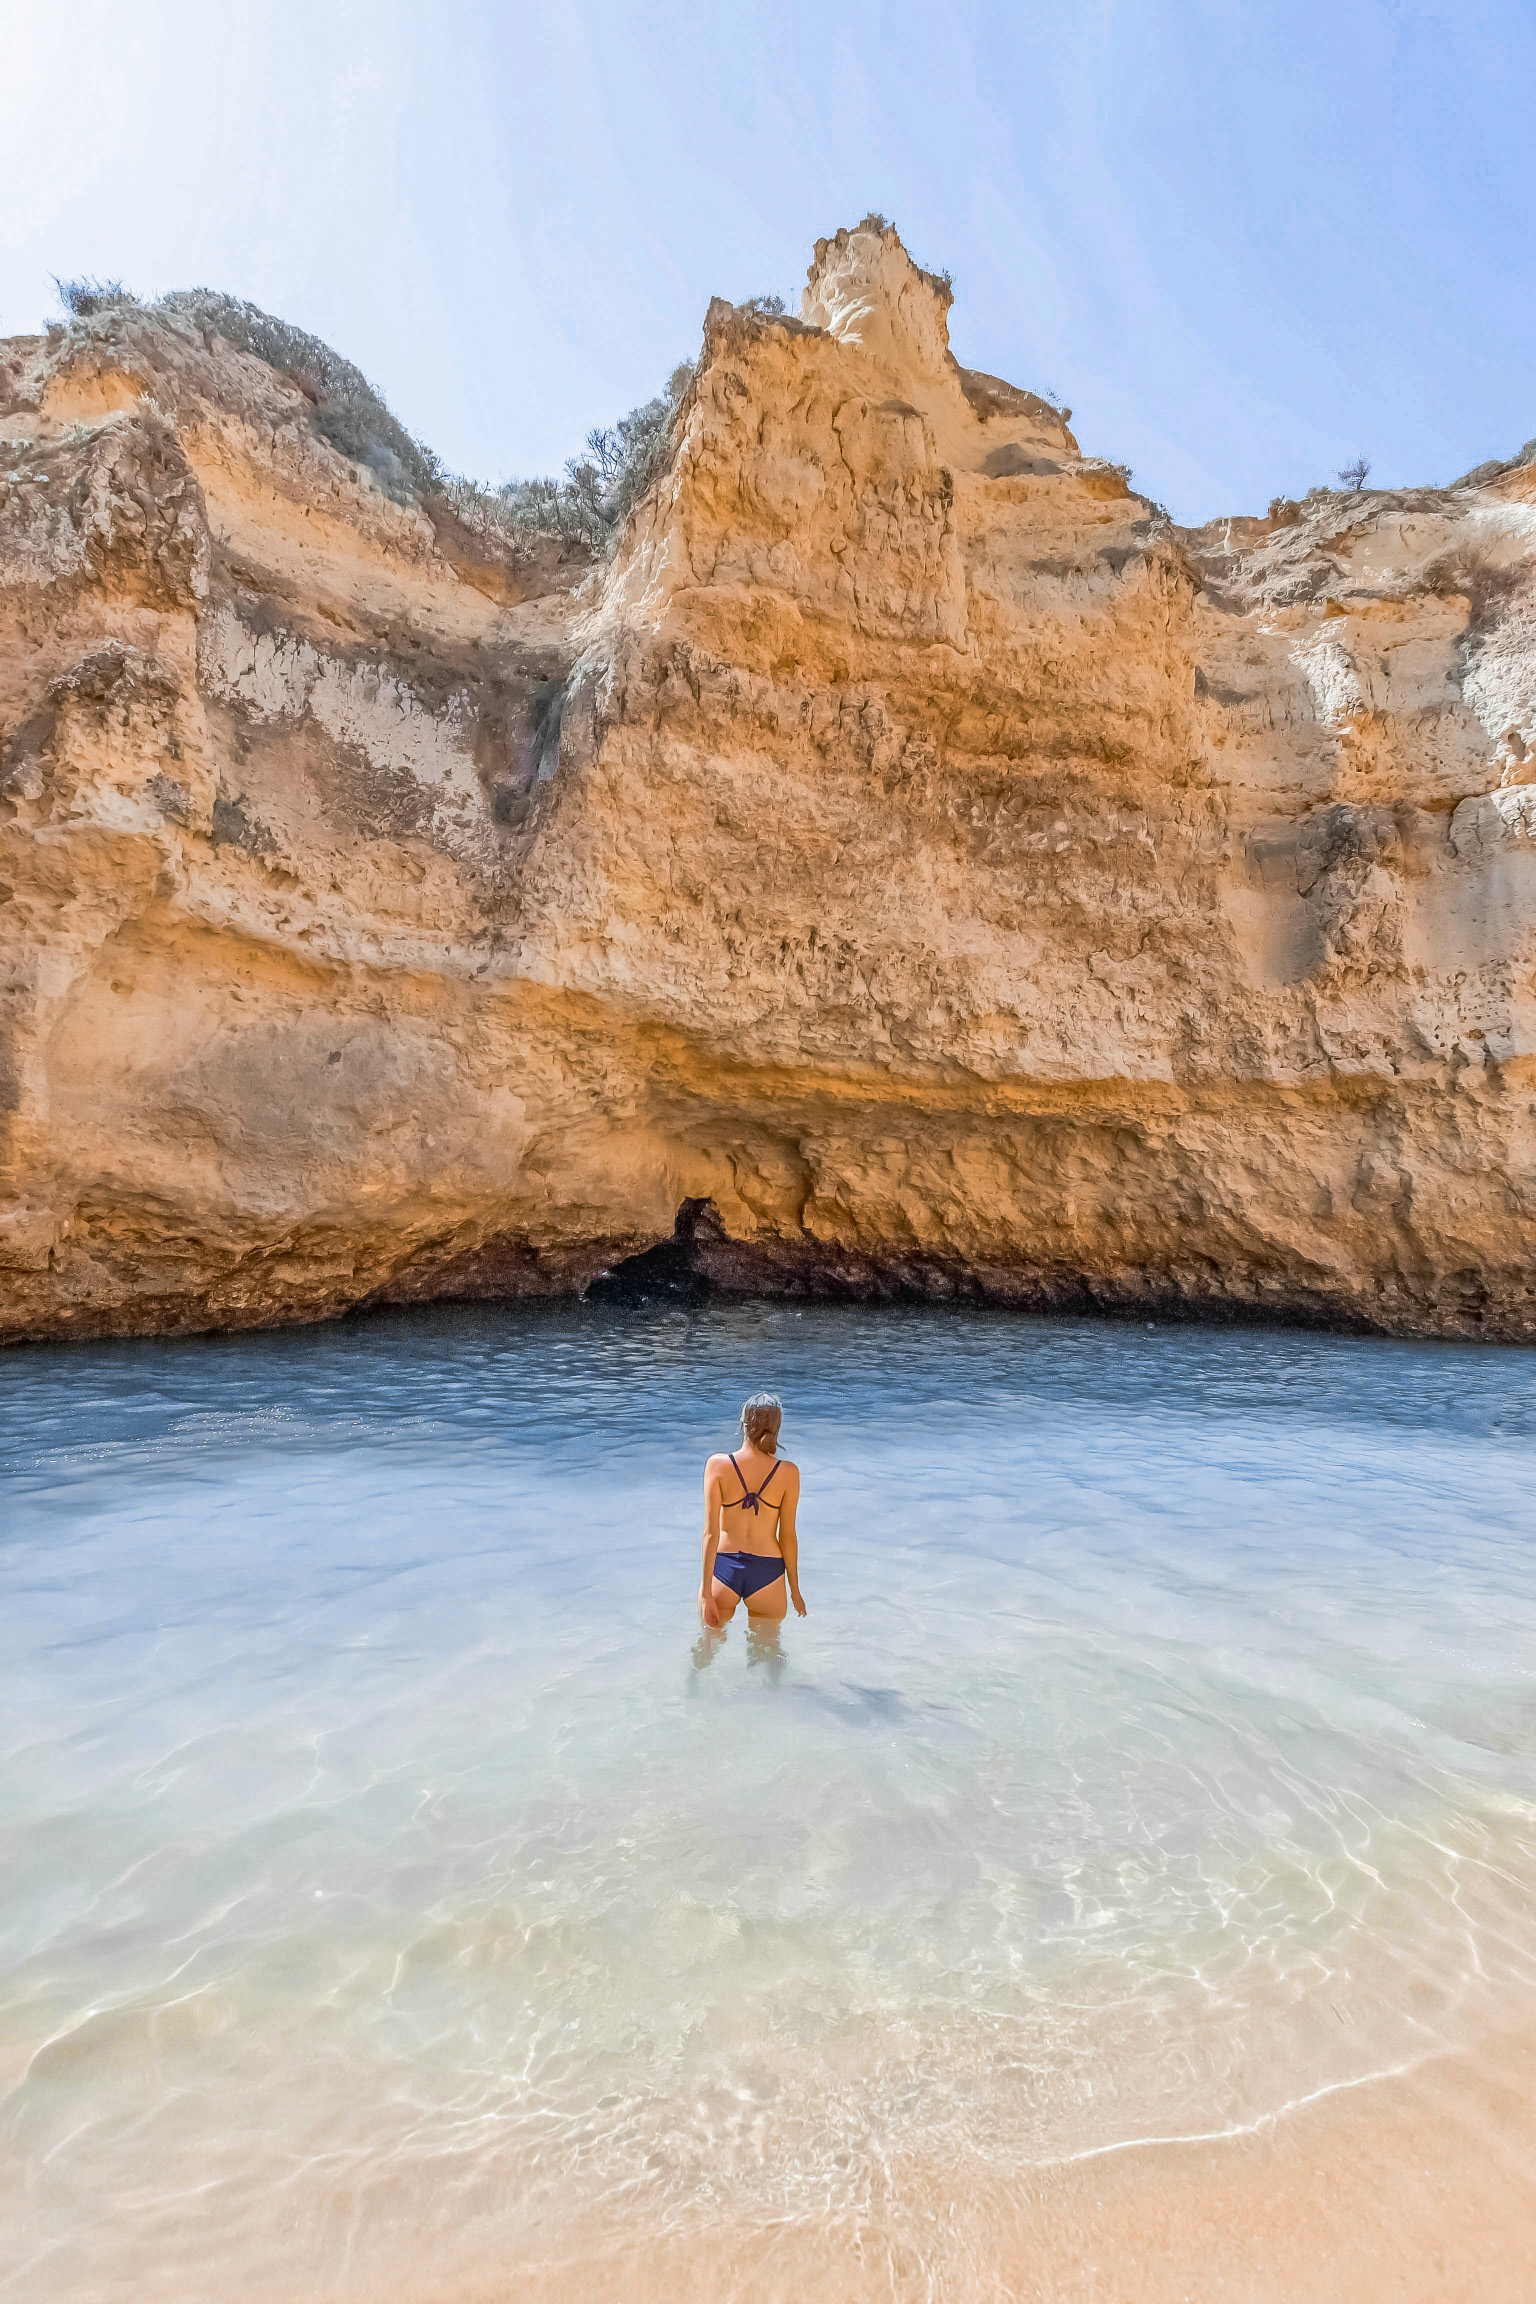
[4,221,1535,1342]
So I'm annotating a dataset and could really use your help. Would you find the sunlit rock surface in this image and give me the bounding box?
[3,220,1535,1341]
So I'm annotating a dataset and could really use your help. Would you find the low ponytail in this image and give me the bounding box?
[740,1392,783,1453]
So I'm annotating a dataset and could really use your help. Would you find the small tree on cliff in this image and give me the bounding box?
[53,276,139,319]
[489,361,698,550]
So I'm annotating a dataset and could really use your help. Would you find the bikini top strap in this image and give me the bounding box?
[726,1452,781,1510]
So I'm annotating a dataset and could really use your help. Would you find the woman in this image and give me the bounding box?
[699,1392,807,1628]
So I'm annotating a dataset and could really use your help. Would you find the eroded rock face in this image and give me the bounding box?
[4,221,1536,1342]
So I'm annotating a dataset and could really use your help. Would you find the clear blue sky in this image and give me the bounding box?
[5,0,1533,522]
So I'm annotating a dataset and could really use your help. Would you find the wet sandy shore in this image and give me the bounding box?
[486,2025,1536,2304]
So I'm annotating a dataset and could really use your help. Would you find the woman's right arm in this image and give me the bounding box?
[700,1459,724,1626]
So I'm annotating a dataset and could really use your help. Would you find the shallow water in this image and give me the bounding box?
[3,1303,1535,2299]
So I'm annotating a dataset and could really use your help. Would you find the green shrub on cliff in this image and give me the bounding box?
[157,290,439,504]
[453,359,697,552]
[53,276,140,319]
[160,287,693,543]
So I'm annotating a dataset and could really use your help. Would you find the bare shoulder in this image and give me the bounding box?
[703,1451,734,1481]
[777,1456,802,1486]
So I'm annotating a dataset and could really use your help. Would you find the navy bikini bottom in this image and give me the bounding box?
[714,1550,786,1600]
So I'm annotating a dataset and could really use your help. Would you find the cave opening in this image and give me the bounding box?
[584,1197,724,1306]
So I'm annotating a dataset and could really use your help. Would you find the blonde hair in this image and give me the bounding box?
[739,1392,783,1452]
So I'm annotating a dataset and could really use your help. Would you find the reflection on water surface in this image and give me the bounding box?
[3,1303,1534,2299]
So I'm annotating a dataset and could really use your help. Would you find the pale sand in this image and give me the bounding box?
[426,2025,1536,2304]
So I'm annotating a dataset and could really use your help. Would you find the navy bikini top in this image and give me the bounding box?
[727,1453,781,1515]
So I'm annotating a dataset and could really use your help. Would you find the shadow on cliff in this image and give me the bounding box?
[582,1198,1392,1330]
[589,1194,978,1310]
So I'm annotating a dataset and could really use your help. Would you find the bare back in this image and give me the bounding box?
[705,1446,799,1555]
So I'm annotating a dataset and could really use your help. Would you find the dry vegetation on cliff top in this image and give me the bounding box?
[35,239,1517,550]
[38,272,699,547]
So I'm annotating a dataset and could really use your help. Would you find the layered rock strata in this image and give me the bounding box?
[3,222,1535,1342]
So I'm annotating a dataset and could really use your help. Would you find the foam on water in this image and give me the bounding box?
[2,1304,1534,2297]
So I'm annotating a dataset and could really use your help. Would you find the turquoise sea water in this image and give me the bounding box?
[3,1303,1535,2298]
